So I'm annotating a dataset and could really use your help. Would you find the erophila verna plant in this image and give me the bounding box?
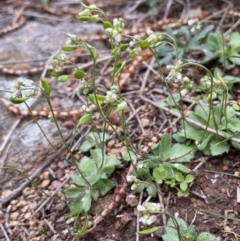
[4,3,240,238]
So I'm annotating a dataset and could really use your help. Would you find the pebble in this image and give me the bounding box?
[51,180,62,189]
[10,211,19,220]
[41,179,51,188]
[56,169,64,179]
[63,120,75,129]
[24,212,32,220]
[29,202,38,210]
[40,171,50,180]
[108,148,121,159]
[58,161,65,169]
[50,163,58,171]
[1,189,12,199]
[222,165,229,171]
[16,200,27,208]
[141,118,150,128]
[23,187,35,196]
[107,139,115,148]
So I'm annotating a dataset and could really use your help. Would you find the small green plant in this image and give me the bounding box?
[196,68,240,101]
[174,104,240,156]
[79,131,110,152]
[65,148,120,216]
[162,217,216,241]
[156,24,214,65]
[128,133,195,197]
[202,31,240,67]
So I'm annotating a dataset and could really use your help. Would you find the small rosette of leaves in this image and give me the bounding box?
[65,148,120,216]
[162,217,216,241]
[174,104,240,156]
[132,133,195,197]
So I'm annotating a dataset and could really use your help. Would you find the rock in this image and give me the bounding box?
[141,118,150,128]
[1,189,12,199]
[10,211,19,220]
[40,179,51,188]
[51,180,62,189]
[24,212,32,220]
[40,171,49,180]
[63,120,75,129]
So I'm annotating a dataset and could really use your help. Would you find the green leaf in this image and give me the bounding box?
[180,182,188,191]
[159,133,171,161]
[153,166,166,184]
[232,103,240,111]
[138,227,160,235]
[196,232,216,241]
[61,45,78,51]
[70,199,83,216]
[41,78,51,95]
[166,93,180,107]
[9,97,28,104]
[175,172,184,182]
[58,75,70,82]
[115,101,127,112]
[169,144,194,162]
[178,189,189,197]
[71,173,86,186]
[78,113,92,126]
[120,43,129,52]
[65,187,85,198]
[77,15,98,23]
[229,32,240,48]
[140,39,151,49]
[166,217,188,234]
[162,164,175,179]
[185,174,194,183]
[78,156,97,177]
[171,163,190,173]
[88,94,105,105]
[162,233,180,241]
[90,189,99,201]
[51,70,62,77]
[74,69,86,79]
[93,178,114,195]
[88,45,98,61]
[79,140,94,152]
[186,225,197,241]
[81,191,92,212]
[189,25,214,45]
[103,21,112,29]
[115,60,126,75]
[122,150,136,162]
[101,155,120,175]
[209,137,229,156]
[146,185,157,197]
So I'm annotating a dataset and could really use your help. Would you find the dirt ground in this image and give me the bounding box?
[1,0,240,240]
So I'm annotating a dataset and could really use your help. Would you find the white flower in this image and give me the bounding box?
[188,19,197,26]
[82,105,91,113]
[137,205,146,212]
[105,91,118,103]
[147,29,154,35]
[129,41,135,47]
[180,89,188,96]
[146,215,157,225]
[183,76,190,82]
[113,18,119,27]
[126,175,136,182]
[139,214,149,224]
[115,34,121,43]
